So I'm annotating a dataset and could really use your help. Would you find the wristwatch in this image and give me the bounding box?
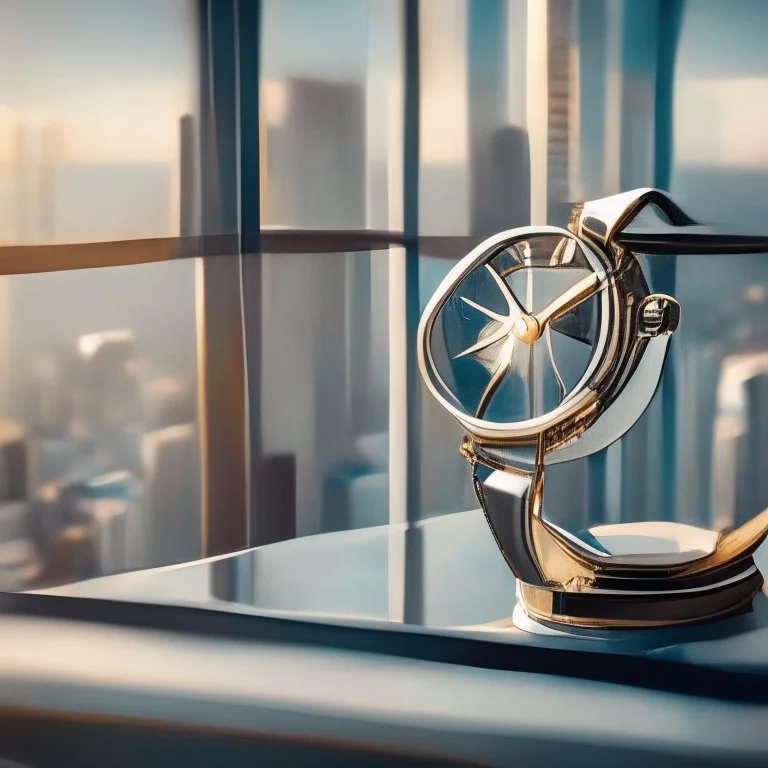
[418,188,768,629]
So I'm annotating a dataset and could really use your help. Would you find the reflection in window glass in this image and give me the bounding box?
[257,0,400,547]
[671,0,768,539]
[261,0,402,230]
[0,0,197,245]
[13,0,768,617]
[419,0,470,236]
[0,0,203,591]
[0,261,200,590]
[260,250,389,537]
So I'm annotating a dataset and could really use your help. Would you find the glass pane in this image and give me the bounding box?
[240,0,401,620]
[0,0,197,245]
[0,260,201,591]
[259,250,389,538]
[671,0,768,574]
[260,0,403,230]
[0,0,204,592]
[42,249,393,622]
[8,0,766,641]
[418,0,529,236]
[419,0,470,236]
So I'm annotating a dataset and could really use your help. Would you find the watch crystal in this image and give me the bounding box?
[433,233,602,423]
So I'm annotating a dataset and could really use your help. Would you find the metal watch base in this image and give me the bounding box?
[516,558,764,629]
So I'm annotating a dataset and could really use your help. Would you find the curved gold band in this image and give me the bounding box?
[518,566,764,629]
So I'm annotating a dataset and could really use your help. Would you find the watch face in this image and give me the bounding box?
[419,227,612,441]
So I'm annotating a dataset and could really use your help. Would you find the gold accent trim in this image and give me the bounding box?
[677,507,768,577]
[519,574,763,629]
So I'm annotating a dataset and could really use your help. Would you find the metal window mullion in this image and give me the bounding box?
[236,0,264,547]
[653,0,685,523]
[196,0,249,565]
[401,0,423,626]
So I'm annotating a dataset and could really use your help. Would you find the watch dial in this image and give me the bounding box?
[431,232,603,424]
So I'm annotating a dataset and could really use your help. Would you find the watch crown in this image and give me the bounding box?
[638,294,680,337]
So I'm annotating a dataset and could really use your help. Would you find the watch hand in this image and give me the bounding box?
[485,264,526,318]
[454,320,512,359]
[545,325,567,400]
[475,337,515,418]
[459,296,506,323]
[534,272,602,329]
[513,272,603,344]
[454,265,527,360]
[526,338,534,417]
